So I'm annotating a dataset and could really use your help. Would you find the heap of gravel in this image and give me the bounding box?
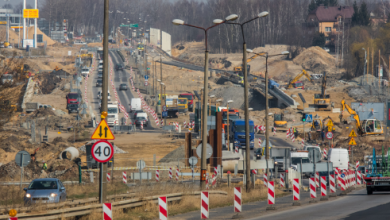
[79,142,127,154]
[209,85,248,110]
[158,145,184,163]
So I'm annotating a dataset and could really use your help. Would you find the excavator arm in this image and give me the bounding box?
[234,52,266,71]
[288,69,312,89]
[341,99,362,130]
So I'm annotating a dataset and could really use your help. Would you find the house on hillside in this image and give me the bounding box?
[304,5,354,52]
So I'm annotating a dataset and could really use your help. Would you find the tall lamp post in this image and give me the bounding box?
[172,14,238,189]
[218,11,269,191]
[226,100,234,151]
[246,49,289,182]
[362,48,367,85]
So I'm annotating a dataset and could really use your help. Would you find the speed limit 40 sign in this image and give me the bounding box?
[91,140,114,163]
[326,131,333,140]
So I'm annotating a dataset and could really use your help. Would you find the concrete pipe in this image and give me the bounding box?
[59,147,79,160]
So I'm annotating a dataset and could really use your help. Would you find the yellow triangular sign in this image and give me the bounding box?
[349,129,357,137]
[349,137,357,145]
[327,120,334,127]
[91,119,115,140]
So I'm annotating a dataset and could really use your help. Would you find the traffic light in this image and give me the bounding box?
[302,113,306,122]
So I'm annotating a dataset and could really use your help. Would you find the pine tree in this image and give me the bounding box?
[359,2,370,26]
[351,1,359,26]
[312,32,326,48]
[308,0,317,13]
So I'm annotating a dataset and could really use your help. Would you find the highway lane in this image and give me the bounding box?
[249,189,390,220]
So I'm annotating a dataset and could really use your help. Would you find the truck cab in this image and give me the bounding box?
[290,150,310,171]
[178,98,188,113]
[106,102,119,126]
[179,93,194,111]
[66,93,81,105]
[228,119,255,149]
[293,81,304,89]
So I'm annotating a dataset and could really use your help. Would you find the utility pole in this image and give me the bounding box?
[243,42,251,191]
[265,54,270,181]
[99,0,109,204]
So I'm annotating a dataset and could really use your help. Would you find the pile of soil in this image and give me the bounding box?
[293,46,336,74]
[30,108,56,117]
[37,71,64,94]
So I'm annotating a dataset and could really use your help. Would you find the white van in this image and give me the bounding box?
[303,145,322,162]
[328,148,349,170]
[131,98,141,112]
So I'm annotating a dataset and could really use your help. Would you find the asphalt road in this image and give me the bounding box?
[169,186,377,220]
[109,50,155,130]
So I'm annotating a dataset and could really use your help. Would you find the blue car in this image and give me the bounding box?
[24,178,67,205]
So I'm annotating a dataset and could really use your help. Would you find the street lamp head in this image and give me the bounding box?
[216,99,222,102]
[246,49,253,53]
[157,79,161,82]
[161,83,164,85]
[213,19,224,24]
[281,51,289,55]
[210,95,215,98]
[362,48,366,51]
[226,14,239,21]
[172,19,185,25]
[248,108,253,111]
[227,100,234,103]
[258,11,269,18]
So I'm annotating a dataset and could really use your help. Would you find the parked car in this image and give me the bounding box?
[135,115,148,127]
[115,64,124,71]
[96,79,102,87]
[133,109,144,119]
[119,83,128,90]
[24,178,67,205]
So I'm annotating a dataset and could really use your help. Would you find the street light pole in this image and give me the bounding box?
[173,14,238,189]
[222,11,269,192]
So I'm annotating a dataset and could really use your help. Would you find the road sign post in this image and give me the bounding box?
[15,151,30,190]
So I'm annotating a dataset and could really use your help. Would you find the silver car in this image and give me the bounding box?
[24,178,67,205]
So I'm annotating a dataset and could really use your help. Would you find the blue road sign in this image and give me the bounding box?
[162,111,168,118]
[305,114,313,123]
[144,75,149,80]
[341,173,345,178]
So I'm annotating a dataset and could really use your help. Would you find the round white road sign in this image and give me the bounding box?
[188,156,198,166]
[326,131,333,140]
[91,140,114,163]
[137,160,146,169]
[196,143,213,159]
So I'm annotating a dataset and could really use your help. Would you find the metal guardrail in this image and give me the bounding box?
[0,191,227,219]
[112,125,133,132]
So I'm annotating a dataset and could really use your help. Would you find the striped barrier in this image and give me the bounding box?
[280,173,285,188]
[169,167,172,179]
[123,172,127,184]
[268,181,275,205]
[310,177,316,198]
[315,172,319,188]
[107,173,110,182]
[293,178,299,201]
[176,168,180,181]
[201,192,209,219]
[263,173,268,187]
[321,176,327,197]
[156,170,159,182]
[330,174,336,193]
[234,187,242,212]
[103,203,112,220]
[159,197,168,220]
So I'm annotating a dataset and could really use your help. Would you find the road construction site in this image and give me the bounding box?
[0,28,389,220]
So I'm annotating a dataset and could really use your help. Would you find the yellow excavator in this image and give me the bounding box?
[287,69,313,89]
[341,99,383,136]
[234,52,266,76]
[309,72,331,111]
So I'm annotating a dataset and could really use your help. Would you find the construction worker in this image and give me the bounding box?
[43,161,47,171]
[321,129,325,143]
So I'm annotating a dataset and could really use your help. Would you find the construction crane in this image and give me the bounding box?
[233,52,266,76]
[287,69,313,89]
[341,99,383,136]
[309,72,331,110]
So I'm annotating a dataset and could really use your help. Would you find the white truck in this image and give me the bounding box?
[130,98,141,112]
[328,148,349,170]
[290,150,310,171]
[106,101,119,126]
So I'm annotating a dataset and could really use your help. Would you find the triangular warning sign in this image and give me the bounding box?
[348,137,356,146]
[91,119,115,140]
[349,129,357,137]
[327,120,334,127]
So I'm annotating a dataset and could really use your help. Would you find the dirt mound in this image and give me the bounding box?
[293,46,336,74]
[87,42,102,47]
[30,108,55,117]
[52,137,65,144]
[37,71,64,94]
